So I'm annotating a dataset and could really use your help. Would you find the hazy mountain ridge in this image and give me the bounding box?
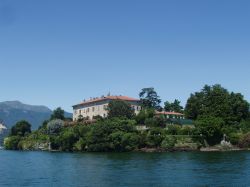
[0,101,72,130]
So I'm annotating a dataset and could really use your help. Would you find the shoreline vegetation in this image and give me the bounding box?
[4,84,250,153]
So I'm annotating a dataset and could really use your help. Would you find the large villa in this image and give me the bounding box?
[72,94,185,122]
[72,95,142,121]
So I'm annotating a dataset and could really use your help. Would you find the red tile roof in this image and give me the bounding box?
[73,96,140,107]
[156,111,184,116]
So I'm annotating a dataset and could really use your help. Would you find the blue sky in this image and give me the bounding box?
[0,0,249,112]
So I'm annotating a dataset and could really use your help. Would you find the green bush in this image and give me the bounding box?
[135,108,155,124]
[228,133,242,145]
[74,138,86,151]
[59,129,78,151]
[146,128,165,147]
[4,136,22,150]
[166,125,181,135]
[161,136,177,149]
[121,132,140,151]
[179,126,195,135]
[238,133,250,148]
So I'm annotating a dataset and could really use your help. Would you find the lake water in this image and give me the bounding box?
[0,150,250,187]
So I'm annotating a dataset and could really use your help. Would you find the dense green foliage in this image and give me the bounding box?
[107,100,135,119]
[10,120,31,137]
[195,116,224,145]
[50,107,65,120]
[164,99,184,113]
[4,136,21,150]
[185,84,249,123]
[4,84,250,151]
[135,108,155,124]
[185,84,250,146]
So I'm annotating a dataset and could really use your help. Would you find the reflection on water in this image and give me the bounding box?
[0,151,249,187]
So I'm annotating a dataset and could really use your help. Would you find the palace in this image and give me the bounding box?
[72,95,141,121]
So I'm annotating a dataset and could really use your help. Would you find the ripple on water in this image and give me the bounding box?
[0,151,250,187]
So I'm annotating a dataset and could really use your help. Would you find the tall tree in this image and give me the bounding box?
[164,99,183,113]
[107,100,135,119]
[50,107,65,120]
[11,120,31,136]
[139,87,162,111]
[185,84,249,124]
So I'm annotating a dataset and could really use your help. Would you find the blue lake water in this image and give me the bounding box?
[0,150,250,187]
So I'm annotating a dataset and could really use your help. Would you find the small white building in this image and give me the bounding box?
[72,95,141,121]
[0,122,7,133]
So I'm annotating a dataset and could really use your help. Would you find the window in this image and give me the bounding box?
[92,107,95,112]
[103,105,108,110]
[79,110,81,114]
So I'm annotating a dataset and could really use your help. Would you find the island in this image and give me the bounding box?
[4,84,250,152]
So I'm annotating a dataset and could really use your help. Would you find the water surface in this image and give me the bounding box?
[0,150,249,187]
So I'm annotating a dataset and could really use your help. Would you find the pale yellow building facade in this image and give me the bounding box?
[72,95,141,121]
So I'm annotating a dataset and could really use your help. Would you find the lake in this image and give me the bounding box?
[0,150,249,187]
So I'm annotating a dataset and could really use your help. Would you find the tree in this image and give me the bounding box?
[135,108,155,124]
[195,116,224,146]
[47,119,64,135]
[139,87,162,111]
[10,120,31,136]
[50,107,65,120]
[185,84,249,124]
[4,136,22,150]
[59,129,78,151]
[145,116,165,128]
[164,101,172,112]
[85,118,137,152]
[77,115,84,122]
[107,100,135,119]
[164,99,183,113]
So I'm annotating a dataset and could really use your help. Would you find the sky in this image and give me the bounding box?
[0,0,249,112]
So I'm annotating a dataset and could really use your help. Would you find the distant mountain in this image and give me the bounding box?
[0,101,72,130]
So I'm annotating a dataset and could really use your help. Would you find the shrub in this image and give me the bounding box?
[121,132,140,151]
[4,136,22,150]
[166,125,181,135]
[228,133,242,145]
[59,129,78,151]
[179,126,194,135]
[145,117,165,128]
[74,138,86,151]
[135,108,155,124]
[146,128,165,147]
[161,136,177,149]
[238,133,250,148]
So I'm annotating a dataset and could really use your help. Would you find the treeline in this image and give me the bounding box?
[4,84,250,151]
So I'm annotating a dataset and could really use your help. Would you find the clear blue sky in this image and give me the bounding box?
[0,0,249,112]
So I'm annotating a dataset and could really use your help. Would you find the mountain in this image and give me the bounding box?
[0,101,72,130]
